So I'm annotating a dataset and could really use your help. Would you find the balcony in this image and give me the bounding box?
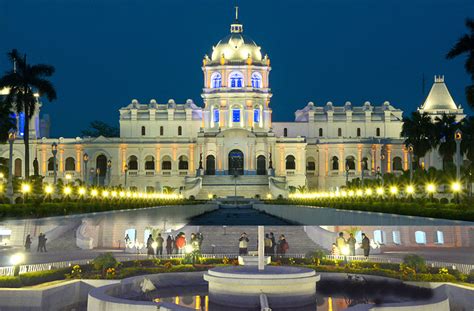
[179,170,188,176]
[128,170,138,177]
[162,170,171,176]
[145,170,155,177]
[286,170,295,176]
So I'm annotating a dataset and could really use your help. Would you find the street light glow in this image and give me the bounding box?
[21,183,31,193]
[10,253,24,266]
[451,182,461,192]
[389,186,398,195]
[78,187,86,195]
[426,183,436,193]
[365,188,373,196]
[91,189,98,197]
[44,185,54,194]
[376,187,384,195]
[63,186,72,195]
[406,185,415,194]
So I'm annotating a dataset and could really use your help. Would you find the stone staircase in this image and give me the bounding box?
[195,226,325,254]
[196,175,271,199]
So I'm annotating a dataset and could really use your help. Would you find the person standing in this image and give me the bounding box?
[336,232,346,255]
[37,233,43,252]
[239,232,249,255]
[155,233,164,256]
[175,233,186,254]
[41,234,47,252]
[264,234,272,256]
[124,234,130,248]
[146,234,154,258]
[361,233,371,259]
[25,234,32,252]
[278,234,289,256]
[166,235,173,255]
[347,233,357,256]
[269,232,276,256]
[197,232,204,248]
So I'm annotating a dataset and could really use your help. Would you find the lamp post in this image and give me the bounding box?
[89,168,94,186]
[51,142,58,185]
[124,164,128,188]
[83,153,89,186]
[408,144,414,184]
[96,168,100,186]
[107,159,112,186]
[380,148,386,187]
[455,129,462,182]
[7,129,16,203]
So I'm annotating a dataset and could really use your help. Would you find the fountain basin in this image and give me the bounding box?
[203,265,320,308]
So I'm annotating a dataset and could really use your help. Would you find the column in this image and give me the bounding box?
[189,145,194,172]
[41,147,47,175]
[386,145,392,173]
[403,147,408,170]
[357,145,362,173]
[258,226,265,271]
[155,147,161,174]
[75,148,81,173]
[59,148,64,173]
[339,146,344,173]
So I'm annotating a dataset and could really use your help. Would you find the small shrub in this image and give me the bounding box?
[403,254,426,273]
[92,253,118,273]
[0,276,22,288]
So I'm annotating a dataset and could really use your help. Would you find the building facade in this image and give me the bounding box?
[0,15,464,198]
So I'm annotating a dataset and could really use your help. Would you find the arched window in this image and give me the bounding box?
[256,155,266,175]
[229,71,244,88]
[361,157,369,171]
[141,126,146,136]
[47,157,55,171]
[213,108,219,123]
[206,155,216,175]
[128,155,138,170]
[435,231,444,244]
[415,231,427,244]
[376,128,381,137]
[373,230,386,244]
[338,128,342,137]
[178,126,182,136]
[124,229,136,245]
[285,155,296,170]
[393,157,402,171]
[356,128,361,137]
[306,157,316,171]
[178,156,188,170]
[331,156,339,171]
[251,72,262,88]
[253,109,260,123]
[144,155,155,170]
[210,72,222,88]
[65,157,75,171]
[319,128,323,137]
[160,126,164,136]
[14,158,22,177]
[345,156,356,170]
[232,108,241,122]
[392,231,401,245]
[161,156,172,170]
[283,128,288,137]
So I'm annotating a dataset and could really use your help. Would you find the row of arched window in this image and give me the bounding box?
[282,127,382,138]
[127,155,189,171]
[328,156,403,171]
[213,108,261,124]
[372,230,444,245]
[210,71,262,89]
[140,126,182,136]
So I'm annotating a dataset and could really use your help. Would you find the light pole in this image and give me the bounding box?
[455,129,462,182]
[51,142,58,185]
[380,148,386,187]
[107,160,112,186]
[124,164,128,188]
[408,144,414,184]
[89,168,94,186]
[7,129,16,203]
[96,168,100,186]
[83,153,89,186]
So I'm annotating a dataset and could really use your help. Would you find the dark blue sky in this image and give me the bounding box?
[1,0,473,137]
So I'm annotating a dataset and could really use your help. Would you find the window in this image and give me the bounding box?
[14,158,22,177]
[254,109,260,123]
[210,72,222,88]
[160,126,164,136]
[178,156,189,170]
[415,231,427,244]
[162,156,172,170]
[332,156,339,171]
[285,155,296,170]
[319,128,323,137]
[178,126,182,136]
[345,156,355,170]
[435,231,444,244]
[232,109,241,122]
[392,231,401,245]
[128,156,138,170]
[357,128,361,137]
[141,126,146,136]
[214,109,219,123]
[229,71,244,88]
[306,161,315,171]
[393,157,402,171]
[65,157,75,171]
[283,128,288,137]
[47,157,55,171]
[376,128,381,137]
[338,128,342,137]
[251,72,262,88]
[124,229,136,244]
[144,156,155,170]
[373,230,386,244]
[361,157,369,171]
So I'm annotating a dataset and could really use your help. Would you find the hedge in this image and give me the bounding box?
[0,268,69,288]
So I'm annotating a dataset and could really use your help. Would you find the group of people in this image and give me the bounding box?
[238,232,290,257]
[130,232,204,258]
[332,232,370,258]
[24,233,47,252]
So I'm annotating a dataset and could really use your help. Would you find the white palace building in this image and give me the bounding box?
[0,14,465,199]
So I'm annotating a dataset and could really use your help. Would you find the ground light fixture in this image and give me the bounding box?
[356,189,363,197]
[365,188,373,196]
[376,187,384,196]
[44,185,54,195]
[90,189,98,197]
[78,187,86,196]
[184,244,194,254]
[426,183,436,194]
[63,186,72,195]
[21,183,31,194]
[266,193,272,199]
[451,181,462,192]
[102,190,109,198]
[406,185,415,195]
[389,186,398,195]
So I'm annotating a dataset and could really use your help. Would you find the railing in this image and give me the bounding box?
[145,170,155,176]
[128,170,138,176]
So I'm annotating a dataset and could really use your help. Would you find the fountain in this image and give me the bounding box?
[203,226,320,309]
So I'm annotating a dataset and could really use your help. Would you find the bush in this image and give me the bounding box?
[305,249,327,261]
[467,271,474,283]
[92,253,118,273]
[403,254,427,273]
[0,276,22,288]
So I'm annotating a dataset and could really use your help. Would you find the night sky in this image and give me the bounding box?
[1,0,473,138]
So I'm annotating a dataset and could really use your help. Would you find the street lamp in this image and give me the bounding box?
[107,159,112,186]
[408,144,414,184]
[426,183,436,201]
[21,183,31,203]
[83,153,89,186]
[124,164,128,188]
[96,168,100,186]
[454,130,462,181]
[51,142,58,185]
[6,129,16,203]
[65,173,72,185]
[10,253,24,276]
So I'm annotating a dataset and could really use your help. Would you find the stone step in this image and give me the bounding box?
[202,175,269,185]
[196,185,269,199]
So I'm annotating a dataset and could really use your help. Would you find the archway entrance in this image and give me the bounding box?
[206,155,216,175]
[256,155,266,175]
[228,149,244,176]
[96,155,108,185]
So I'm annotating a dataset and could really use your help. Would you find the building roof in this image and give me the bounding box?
[420,75,458,111]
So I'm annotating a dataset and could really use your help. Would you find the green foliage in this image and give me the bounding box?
[81,120,119,138]
[403,254,427,273]
[0,276,22,288]
[92,253,118,273]
[305,249,327,261]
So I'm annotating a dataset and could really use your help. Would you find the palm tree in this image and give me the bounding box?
[401,111,437,168]
[0,49,56,179]
[446,18,474,108]
[461,116,474,163]
[0,98,16,143]
[434,114,460,169]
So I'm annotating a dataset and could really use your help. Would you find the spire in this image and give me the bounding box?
[420,75,458,111]
[230,6,243,33]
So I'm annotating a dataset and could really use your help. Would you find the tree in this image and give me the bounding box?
[434,114,460,169]
[461,116,474,163]
[81,120,119,137]
[446,18,474,108]
[401,111,437,167]
[0,49,56,179]
[0,98,16,143]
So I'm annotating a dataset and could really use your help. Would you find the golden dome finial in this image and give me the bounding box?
[220,53,226,65]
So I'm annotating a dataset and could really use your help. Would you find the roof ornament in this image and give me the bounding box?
[230,6,243,33]
[434,75,444,83]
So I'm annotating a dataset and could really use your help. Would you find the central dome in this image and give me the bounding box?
[211,33,262,63]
